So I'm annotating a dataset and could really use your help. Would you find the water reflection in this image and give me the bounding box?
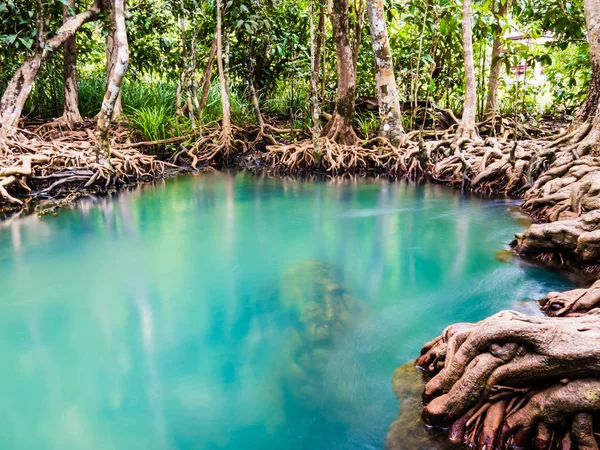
[0,172,574,450]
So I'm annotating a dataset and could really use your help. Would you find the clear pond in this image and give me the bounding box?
[0,172,573,450]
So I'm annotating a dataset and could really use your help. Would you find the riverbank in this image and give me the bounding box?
[2,120,599,275]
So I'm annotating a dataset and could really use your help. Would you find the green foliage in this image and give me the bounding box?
[263,80,310,125]
[200,81,255,125]
[356,112,378,141]
[77,73,105,117]
[122,79,178,113]
[126,104,193,150]
[0,0,594,131]
[543,43,591,114]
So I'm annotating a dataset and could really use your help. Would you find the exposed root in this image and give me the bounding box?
[172,124,248,169]
[540,279,600,317]
[265,137,406,175]
[410,310,600,450]
[0,126,166,207]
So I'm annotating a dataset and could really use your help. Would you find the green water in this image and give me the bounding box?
[0,172,572,450]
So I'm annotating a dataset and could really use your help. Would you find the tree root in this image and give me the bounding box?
[539,279,600,317]
[172,124,249,169]
[0,126,166,207]
[266,137,407,175]
[409,310,600,450]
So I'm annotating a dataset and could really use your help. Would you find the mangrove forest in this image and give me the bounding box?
[1,0,600,449]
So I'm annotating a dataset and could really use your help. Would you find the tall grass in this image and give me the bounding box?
[78,74,105,117]
[77,73,178,118]
[263,80,311,129]
[356,112,379,140]
[201,81,254,125]
[23,69,313,139]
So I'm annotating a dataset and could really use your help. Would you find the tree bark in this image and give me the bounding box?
[103,0,123,119]
[0,1,100,135]
[199,33,218,118]
[96,0,129,165]
[177,0,196,128]
[61,0,83,123]
[352,0,366,77]
[412,310,600,450]
[323,0,359,145]
[216,0,232,138]
[484,0,510,119]
[571,0,600,155]
[366,0,404,146]
[457,0,478,139]
[310,0,322,159]
[247,45,264,128]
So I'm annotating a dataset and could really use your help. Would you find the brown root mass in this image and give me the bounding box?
[414,307,600,450]
[0,122,166,207]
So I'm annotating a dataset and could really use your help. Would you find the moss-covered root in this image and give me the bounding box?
[406,310,600,450]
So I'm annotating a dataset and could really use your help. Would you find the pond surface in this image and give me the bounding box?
[0,172,573,450]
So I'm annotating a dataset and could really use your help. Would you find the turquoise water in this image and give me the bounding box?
[0,172,572,450]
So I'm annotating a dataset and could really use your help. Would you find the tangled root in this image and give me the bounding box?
[265,137,407,175]
[540,279,600,317]
[411,310,600,450]
[172,124,249,169]
[0,125,166,207]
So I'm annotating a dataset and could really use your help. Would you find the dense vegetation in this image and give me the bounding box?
[0,0,591,141]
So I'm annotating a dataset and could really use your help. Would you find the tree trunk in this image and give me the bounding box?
[571,0,600,155]
[310,0,322,159]
[96,0,129,165]
[457,0,478,140]
[320,5,327,99]
[103,0,123,119]
[199,34,218,118]
[323,0,359,145]
[247,45,264,128]
[178,0,196,128]
[0,1,100,135]
[484,0,510,119]
[352,0,366,77]
[216,0,232,138]
[61,0,83,123]
[366,0,404,146]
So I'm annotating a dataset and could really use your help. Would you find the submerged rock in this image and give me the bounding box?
[495,249,515,263]
[387,363,450,450]
[277,260,363,408]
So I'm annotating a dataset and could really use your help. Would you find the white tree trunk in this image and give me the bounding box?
[458,0,478,139]
[199,33,218,117]
[61,0,83,123]
[366,0,404,146]
[0,1,100,135]
[216,0,232,137]
[104,0,123,119]
[96,0,129,165]
[309,0,322,158]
